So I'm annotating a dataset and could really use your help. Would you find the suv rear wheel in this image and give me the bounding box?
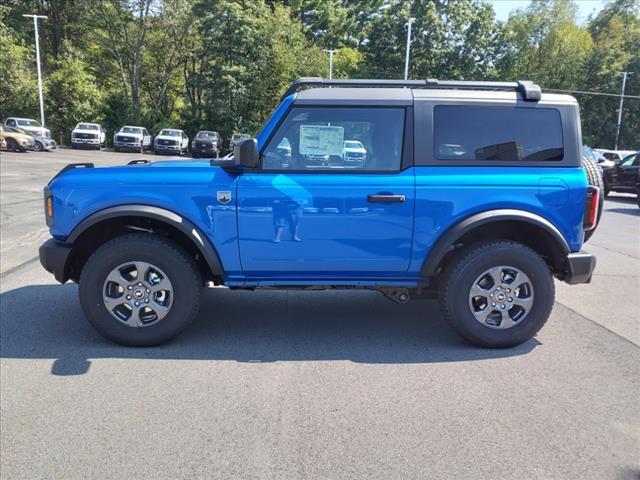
[439,240,555,348]
[79,233,202,346]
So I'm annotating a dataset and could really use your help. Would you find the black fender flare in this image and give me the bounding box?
[420,209,570,277]
[67,205,224,276]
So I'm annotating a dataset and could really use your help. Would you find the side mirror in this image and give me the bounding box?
[234,138,259,168]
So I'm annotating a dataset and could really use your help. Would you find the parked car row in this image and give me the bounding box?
[583,146,640,198]
[0,124,56,152]
[1,116,248,157]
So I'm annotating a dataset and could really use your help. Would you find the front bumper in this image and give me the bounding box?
[72,138,100,146]
[564,251,596,285]
[39,238,72,283]
[155,144,181,153]
[114,143,143,151]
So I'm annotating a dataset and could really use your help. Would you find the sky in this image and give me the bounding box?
[486,0,609,23]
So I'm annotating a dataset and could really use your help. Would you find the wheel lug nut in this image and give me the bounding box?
[508,297,513,302]
[501,304,506,309]
[146,288,150,293]
[127,286,132,290]
[145,299,149,303]
[507,288,511,292]
[135,301,140,306]
[492,303,496,307]
[126,295,131,300]
[137,282,142,286]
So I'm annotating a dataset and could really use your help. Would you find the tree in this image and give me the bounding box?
[580,0,640,148]
[45,44,103,143]
[364,0,502,80]
[0,5,39,119]
[498,0,592,89]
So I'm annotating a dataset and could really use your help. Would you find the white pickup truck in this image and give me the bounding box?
[153,128,189,155]
[113,126,152,152]
[71,123,106,150]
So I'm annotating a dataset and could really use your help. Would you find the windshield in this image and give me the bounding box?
[121,127,143,134]
[77,124,98,130]
[344,141,364,149]
[159,129,181,137]
[197,131,217,139]
[17,119,41,127]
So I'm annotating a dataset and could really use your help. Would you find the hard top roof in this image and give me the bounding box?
[287,77,579,105]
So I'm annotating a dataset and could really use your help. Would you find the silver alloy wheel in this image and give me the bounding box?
[33,141,42,151]
[468,265,534,329]
[102,261,173,328]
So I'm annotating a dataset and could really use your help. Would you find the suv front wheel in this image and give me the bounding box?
[79,233,202,346]
[439,240,555,348]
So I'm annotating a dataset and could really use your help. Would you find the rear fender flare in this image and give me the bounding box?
[420,209,570,277]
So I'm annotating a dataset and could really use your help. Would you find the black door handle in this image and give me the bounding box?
[367,194,406,203]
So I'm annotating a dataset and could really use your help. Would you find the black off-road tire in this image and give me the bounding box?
[79,233,202,346]
[583,155,604,242]
[33,141,43,152]
[438,240,555,348]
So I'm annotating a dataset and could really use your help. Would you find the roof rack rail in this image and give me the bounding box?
[127,159,149,165]
[281,77,542,101]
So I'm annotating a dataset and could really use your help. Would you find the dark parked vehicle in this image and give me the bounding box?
[603,152,640,196]
[191,131,223,158]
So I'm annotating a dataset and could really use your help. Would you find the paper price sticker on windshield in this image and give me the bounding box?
[299,125,344,156]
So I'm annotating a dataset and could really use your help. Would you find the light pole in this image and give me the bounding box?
[614,71,633,150]
[323,49,338,80]
[404,17,415,81]
[23,14,48,127]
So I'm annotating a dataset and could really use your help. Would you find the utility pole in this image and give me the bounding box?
[323,49,338,80]
[23,14,48,127]
[614,71,633,150]
[404,17,416,81]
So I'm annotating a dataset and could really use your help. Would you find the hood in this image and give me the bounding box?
[194,138,216,144]
[155,134,182,142]
[21,126,50,137]
[116,131,143,138]
[73,128,100,135]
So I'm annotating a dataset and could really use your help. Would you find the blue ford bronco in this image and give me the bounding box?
[39,78,600,348]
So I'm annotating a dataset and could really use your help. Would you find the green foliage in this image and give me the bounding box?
[0,6,39,119]
[45,44,103,143]
[1,0,638,149]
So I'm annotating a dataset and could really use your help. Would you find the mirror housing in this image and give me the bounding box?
[234,138,259,168]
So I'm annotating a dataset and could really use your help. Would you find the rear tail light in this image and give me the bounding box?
[583,185,600,231]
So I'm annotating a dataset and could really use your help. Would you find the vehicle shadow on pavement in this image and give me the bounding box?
[0,284,538,376]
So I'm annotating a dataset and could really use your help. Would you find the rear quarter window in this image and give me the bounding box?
[434,105,564,162]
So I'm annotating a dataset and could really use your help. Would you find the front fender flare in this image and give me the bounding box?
[420,209,570,277]
[67,205,224,276]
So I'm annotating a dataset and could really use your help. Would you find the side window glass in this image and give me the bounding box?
[434,106,564,162]
[7,119,16,126]
[621,156,637,167]
[262,107,405,171]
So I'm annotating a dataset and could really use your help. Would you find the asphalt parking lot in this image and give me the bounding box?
[1,148,639,479]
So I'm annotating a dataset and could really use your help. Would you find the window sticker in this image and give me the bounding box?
[299,125,344,156]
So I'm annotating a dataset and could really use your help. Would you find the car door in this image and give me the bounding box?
[236,105,415,276]
[143,128,151,147]
[618,154,639,191]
